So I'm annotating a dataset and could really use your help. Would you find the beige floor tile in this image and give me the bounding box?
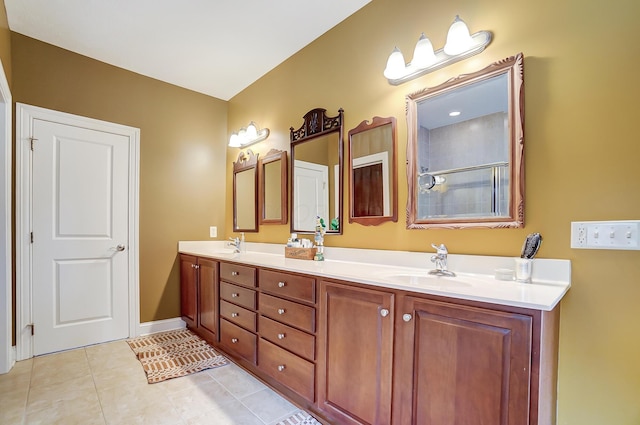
[240,388,298,424]
[167,380,238,420]
[157,370,218,394]
[184,399,264,425]
[30,349,91,388]
[90,361,148,390]
[207,363,267,398]
[26,374,97,414]
[24,398,106,425]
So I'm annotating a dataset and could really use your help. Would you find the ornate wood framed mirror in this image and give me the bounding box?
[258,148,288,225]
[233,149,259,232]
[348,116,398,226]
[406,53,524,229]
[290,108,344,235]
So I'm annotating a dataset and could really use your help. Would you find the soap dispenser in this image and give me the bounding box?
[240,232,246,253]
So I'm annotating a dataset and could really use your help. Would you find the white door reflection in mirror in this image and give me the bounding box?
[293,160,328,232]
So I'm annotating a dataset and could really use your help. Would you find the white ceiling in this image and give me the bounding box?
[5,0,371,101]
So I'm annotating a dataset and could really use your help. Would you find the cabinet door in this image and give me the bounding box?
[197,258,218,343]
[179,254,197,329]
[318,281,394,425]
[393,296,532,425]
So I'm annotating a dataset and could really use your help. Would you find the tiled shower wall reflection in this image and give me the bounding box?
[418,113,508,219]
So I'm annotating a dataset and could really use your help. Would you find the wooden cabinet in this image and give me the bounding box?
[218,262,258,364]
[393,295,533,425]
[258,269,317,404]
[179,256,560,425]
[317,281,394,425]
[179,254,218,343]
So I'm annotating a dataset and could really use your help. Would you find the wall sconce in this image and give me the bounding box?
[228,122,270,148]
[383,15,492,85]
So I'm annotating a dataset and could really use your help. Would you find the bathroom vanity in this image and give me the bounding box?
[178,241,570,425]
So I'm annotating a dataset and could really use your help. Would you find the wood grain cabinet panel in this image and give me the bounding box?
[220,262,256,288]
[259,315,315,361]
[259,293,315,333]
[259,269,315,303]
[179,254,218,343]
[393,296,533,425]
[258,338,315,402]
[317,281,394,425]
[220,281,256,310]
[179,254,197,329]
[220,300,257,332]
[219,318,257,364]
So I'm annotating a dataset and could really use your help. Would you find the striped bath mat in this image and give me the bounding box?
[127,329,228,383]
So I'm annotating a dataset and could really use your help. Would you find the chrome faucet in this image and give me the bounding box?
[227,237,241,253]
[429,243,456,277]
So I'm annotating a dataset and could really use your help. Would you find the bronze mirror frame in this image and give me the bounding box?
[406,53,524,229]
[348,116,398,226]
[232,149,259,233]
[258,148,288,225]
[290,108,344,235]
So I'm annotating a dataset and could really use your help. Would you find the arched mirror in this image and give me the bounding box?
[406,53,524,229]
[233,149,259,232]
[258,148,287,224]
[290,108,344,235]
[348,116,398,226]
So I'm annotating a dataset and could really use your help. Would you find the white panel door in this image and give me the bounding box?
[31,119,130,355]
[294,160,329,232]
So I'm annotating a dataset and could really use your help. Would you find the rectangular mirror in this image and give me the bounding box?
[258,149,287,224]
[290,108,344,235]
[348,116,397,226]
[233,149,259,232]
[406,53,524,229]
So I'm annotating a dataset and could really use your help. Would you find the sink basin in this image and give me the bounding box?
[383,273,472,288]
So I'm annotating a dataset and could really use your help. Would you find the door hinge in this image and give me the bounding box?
[30,232,33,243]
[28,323,34,335]
[29,137,37,150]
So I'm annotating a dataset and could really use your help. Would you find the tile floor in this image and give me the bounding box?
[0,339,309,425]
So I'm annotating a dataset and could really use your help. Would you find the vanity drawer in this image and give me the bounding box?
[259,294,316,333]
[220,281,256,310]
[220,300,256,332]
[258,338,315,402]
[219,319,257,364]
[259,269,315,304]
[259,315,315,361]
[220,262,256,288]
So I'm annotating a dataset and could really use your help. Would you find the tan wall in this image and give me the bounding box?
[227,0,640,423]
[0,1,11,86]
[11,33,229,323]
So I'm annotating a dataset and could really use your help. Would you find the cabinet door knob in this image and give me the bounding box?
[231,293,239,298]
[191,264,195,268]
[277,365,286,372]
[231,338,238,344]
[231,312,239,318]
[278,281,286,288]
[402,313,413,322]
[277,333,286,340]
[380,308,389,317]
[231,271,239,276]
[277,308,286,315]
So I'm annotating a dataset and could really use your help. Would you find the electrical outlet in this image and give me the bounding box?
[209,226,217,238]
[571,220,640,250]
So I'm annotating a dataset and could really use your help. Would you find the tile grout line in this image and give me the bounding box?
[86,346,109,425]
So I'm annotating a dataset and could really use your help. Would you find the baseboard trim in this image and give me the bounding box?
[138,317,186,336]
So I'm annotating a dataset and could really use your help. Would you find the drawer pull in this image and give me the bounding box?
[231,312,239,318]
[277,365,286,372]
[277,333,286,340]
[380,308,389,317]
[231,293,239,298]
[231,338,239,344]
[403,313,413,322]
[231,271,239,276]
[277,308,286,315]
[278,281,286,288]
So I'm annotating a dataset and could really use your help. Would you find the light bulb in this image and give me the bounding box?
[383,47,406,80]
[245,123,258,139]
[411,33,437,69]
[228,133,241,147]
[444,15,474,56]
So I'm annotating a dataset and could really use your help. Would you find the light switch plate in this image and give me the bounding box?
[571,220,640,250]
[209,226,217,238]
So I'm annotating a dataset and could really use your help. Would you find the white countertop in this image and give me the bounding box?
[178,241,571,311]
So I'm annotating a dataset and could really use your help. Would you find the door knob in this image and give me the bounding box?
[115,244,125,251]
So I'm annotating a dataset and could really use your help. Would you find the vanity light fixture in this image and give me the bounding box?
[229,122,270,148]
[383,15,492,85]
